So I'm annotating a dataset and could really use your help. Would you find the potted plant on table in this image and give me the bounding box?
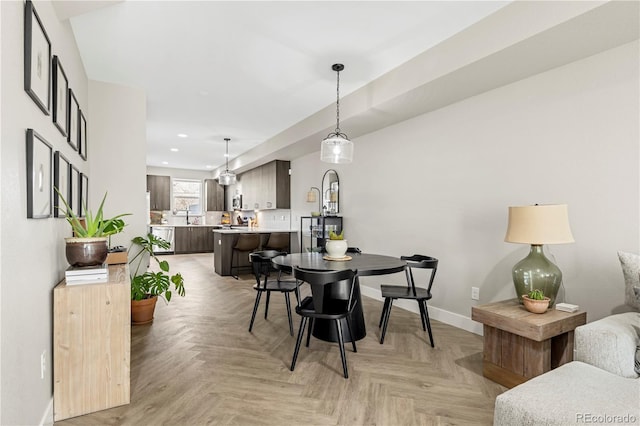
[325,230,348,259]
[129,233,185,325]
[55,189,130,267]
[522,289,551,314]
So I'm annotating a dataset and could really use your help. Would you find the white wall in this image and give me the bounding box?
[89,80,147,249]
[0,2,148,424]
[292,41,639,330]
[0,1,88,423]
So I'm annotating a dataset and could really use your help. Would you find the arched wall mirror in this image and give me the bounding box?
[321,169,339,215]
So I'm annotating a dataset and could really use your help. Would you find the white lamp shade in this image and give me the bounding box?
[505,204,574,244]
[321,135,353,164]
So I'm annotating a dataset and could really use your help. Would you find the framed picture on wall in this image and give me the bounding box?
[53,151,70,218]
[67,89,79,151]
[26,129,53,219]
[52,56,69,136]
[70,164,80,216]
[24,0,51,115]
[80,173,89,217]
[79,111,87,161]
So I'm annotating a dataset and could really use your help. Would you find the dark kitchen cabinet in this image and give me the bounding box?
[240,160,290,210]
[174,227,215,254]
[146,175,170,211]
[205,179,225,211]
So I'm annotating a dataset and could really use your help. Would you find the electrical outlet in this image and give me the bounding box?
[40,350,46,379]
[471,287,480,301]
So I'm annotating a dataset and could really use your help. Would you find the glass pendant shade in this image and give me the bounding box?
[321,63,353,164]
[505,204,574,306]
[321,134,353,164]
[218,170,236,185]
[217,137,236,185]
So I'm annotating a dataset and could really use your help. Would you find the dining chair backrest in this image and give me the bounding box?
[293,267,358,314]
[400,254,438,297]
[250,250,287,288]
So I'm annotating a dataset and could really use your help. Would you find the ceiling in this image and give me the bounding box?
[65,1,509,172]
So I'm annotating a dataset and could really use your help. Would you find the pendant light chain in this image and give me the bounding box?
[224,138,230,172]
[335,69,341,134]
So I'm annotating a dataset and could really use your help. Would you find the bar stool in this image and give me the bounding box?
[230,233,260,279]
[264,232,290,252]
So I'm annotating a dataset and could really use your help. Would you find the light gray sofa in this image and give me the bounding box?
[494,312,640,425]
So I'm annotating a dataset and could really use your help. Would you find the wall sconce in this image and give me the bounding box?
[307,187,320,216]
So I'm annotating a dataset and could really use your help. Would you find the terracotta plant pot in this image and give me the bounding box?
[522,295,550,314]
[65,237,109,267]
[131,296,158,325]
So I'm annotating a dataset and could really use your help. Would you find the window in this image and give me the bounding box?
[172,179,202,215]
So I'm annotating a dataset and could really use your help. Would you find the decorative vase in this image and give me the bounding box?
[325,239,348,258]
[65,237,109,267]
[522,295,550,314]
[131,296,158,325]
[512,245,562,307]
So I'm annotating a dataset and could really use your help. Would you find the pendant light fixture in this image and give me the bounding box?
[218,138,236,185]
[320,64,353,164]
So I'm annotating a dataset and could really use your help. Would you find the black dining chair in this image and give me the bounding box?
[378,254,438,347]
[249,250,299,335]
[290,267,358,379]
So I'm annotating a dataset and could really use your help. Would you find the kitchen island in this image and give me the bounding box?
[213,228,298,276]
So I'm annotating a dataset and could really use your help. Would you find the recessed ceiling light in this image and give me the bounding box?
[170,148,179,152]
[224,153,229,158]
[205,165,213,169]
[177,133,188,138]
[162,161,169,165]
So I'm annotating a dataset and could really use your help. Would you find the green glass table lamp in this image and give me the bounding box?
[505,204,574,306]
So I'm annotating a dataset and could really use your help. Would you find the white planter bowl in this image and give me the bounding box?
[325,239,348,258]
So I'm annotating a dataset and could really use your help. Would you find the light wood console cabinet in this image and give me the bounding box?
[53,265,131,421]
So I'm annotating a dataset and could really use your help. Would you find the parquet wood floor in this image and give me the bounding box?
[55,253,505,426]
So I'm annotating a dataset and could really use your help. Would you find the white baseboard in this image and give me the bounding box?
[39,397,53,426]
[360,286,483,335]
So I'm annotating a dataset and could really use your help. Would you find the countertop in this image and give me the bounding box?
[212,228,298,234]
[149,224,298,233]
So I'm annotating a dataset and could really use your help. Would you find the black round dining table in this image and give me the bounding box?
[272,252,406,342]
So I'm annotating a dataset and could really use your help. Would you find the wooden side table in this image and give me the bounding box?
[471,299,586,388]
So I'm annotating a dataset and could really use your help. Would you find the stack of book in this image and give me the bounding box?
[65,263,109,285]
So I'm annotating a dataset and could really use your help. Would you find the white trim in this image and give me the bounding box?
[360,286,483,336]
[39,398,53,426]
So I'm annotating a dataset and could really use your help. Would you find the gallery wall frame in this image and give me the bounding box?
[26,129,53,219]
[24,0,51,115]
[70,164,80,216]
[53,151,71,218]
[80,173,89,217]
[67,89,79,151]
[79,111,87,161]
[52,56,69,136]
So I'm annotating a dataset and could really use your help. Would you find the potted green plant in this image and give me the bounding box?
[55,188,130,267]
[325,229,348,259]
[129,233,185,325]
[522,288,551,314]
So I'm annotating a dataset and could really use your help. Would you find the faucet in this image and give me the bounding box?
[186,209,190,225]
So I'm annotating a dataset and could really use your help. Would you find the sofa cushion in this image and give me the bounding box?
[494,361,640,426]
[575,312,640,379]
[618,251,640,310]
